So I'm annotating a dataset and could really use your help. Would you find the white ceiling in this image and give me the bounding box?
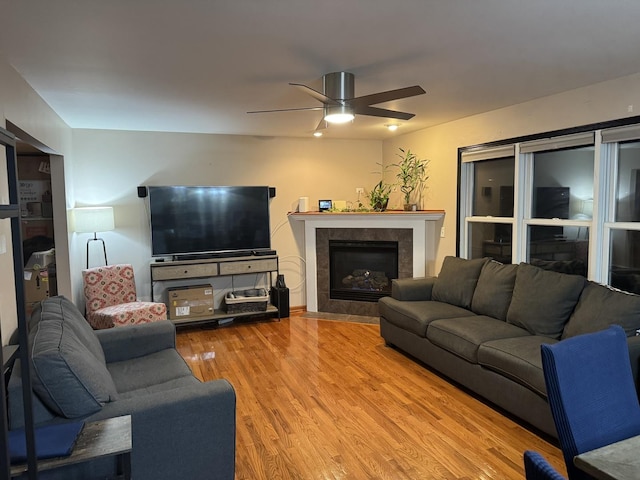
[3,1,640,140]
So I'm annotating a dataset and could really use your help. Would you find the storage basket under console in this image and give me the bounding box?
[223,288,269,313]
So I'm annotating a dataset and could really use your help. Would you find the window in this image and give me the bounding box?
[460,131,603,279]
[601,125,640,292]
[460,146,515,263]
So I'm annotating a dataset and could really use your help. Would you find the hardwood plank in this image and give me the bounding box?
[176,315,566,479]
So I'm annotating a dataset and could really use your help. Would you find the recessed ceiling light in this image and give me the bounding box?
[313,131,323,137]
[386,124,399,132]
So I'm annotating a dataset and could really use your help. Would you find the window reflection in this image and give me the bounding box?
[532,147,594,223]
[526,225,589,276]
[609,229,640,294]
[615,142,640,222]
[472,158,515,217]
[470,223,513,264]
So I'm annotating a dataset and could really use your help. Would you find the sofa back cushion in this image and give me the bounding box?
[432,256,488,309]
[506,263,585,339]
[471,261,518,321]
[562,282,640,338]
[30,296,118,418]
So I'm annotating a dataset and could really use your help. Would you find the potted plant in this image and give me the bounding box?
[393,148,430,211]
[367,180,393,211]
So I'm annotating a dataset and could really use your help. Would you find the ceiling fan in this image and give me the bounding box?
[247,72,426,130]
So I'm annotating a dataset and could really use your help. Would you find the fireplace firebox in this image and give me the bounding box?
[329,240,399,302]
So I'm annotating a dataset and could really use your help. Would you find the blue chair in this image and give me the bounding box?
[523,451,565,480]
[541,325,640,480]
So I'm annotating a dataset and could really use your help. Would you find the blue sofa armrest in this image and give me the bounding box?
[391,277,436,301]
[90,379,236,480]
[96,320,176,363]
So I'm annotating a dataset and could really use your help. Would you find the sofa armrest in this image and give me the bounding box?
[90,379,236,480]
[96,320,176,363]
[391,277,436,301]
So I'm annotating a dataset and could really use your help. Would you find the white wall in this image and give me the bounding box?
[70,129,382,309]
[383,71,640,271]
[0,59,72,344]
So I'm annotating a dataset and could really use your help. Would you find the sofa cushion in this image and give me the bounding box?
[108,349,195,393]
[31,296,107,365]
[379,297,475,337]
[30,296,118,418]
[478,335,559,397]
[432,256,489,309]
[562,282,640,338]
[471,261,518,321]
[427,316,530,363]
[506,263,585,339]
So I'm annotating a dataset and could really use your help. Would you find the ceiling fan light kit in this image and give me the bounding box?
[248,71,426,132]
[323,105,355,124]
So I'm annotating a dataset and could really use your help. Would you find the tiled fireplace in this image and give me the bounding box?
[290,211,445,315]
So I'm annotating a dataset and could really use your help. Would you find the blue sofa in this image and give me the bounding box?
[8,295,235,479]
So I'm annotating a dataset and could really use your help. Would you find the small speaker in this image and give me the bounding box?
[269,187,276,198]
[298,197,309,212]
[137,186,148,198]
[270,286,290,318]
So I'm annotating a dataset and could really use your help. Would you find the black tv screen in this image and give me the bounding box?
[148,186,271,257]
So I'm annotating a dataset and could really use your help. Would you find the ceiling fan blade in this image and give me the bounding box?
[353,105,415,120]
[247,106,323,114]
[314,117,327,131]
[289,83,340,106]
[349,85,426,107]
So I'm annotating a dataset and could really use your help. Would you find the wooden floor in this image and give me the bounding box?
[176,314,567,479]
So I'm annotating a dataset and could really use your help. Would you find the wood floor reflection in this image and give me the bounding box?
[176,315,565,479]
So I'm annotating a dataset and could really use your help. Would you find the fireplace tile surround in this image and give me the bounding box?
[290,211,445,315]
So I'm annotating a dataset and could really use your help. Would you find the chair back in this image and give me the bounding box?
[541,325,640,479]
[523,451,565,480]
[82,264,138,316]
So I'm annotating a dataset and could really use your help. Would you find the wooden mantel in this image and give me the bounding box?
[288,210,445,220]
[289,210,445,312]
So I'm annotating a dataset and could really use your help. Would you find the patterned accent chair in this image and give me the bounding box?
[82,264,167,329]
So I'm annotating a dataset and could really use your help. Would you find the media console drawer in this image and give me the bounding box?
[218,258,278,275]
[151,263,219,281]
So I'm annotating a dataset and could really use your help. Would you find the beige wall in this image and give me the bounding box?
[70,129,383,309]
[4,52,640,331]
[383,72,640,271]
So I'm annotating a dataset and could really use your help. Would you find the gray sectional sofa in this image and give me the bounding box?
[379,257,640,437]
[8,295,236,480]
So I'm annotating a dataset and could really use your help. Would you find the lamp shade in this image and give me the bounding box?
[73,206,115,233]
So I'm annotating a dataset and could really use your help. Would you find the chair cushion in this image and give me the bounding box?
[432,256,489,309]
[87,302,167,329]
[562,281,640,338]
[30,297,118,418]
[83,264,138,314]
[506,263,585,339]
[471,260,518,321]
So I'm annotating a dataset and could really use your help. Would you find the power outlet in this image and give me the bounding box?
[440,227,446,238]
[355,187,364,194]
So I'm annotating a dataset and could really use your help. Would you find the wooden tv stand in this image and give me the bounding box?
[150,255,279,326]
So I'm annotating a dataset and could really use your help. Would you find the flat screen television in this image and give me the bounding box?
[147,185,271,258]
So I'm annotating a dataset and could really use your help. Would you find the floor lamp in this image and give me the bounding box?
[73,206,115,268]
